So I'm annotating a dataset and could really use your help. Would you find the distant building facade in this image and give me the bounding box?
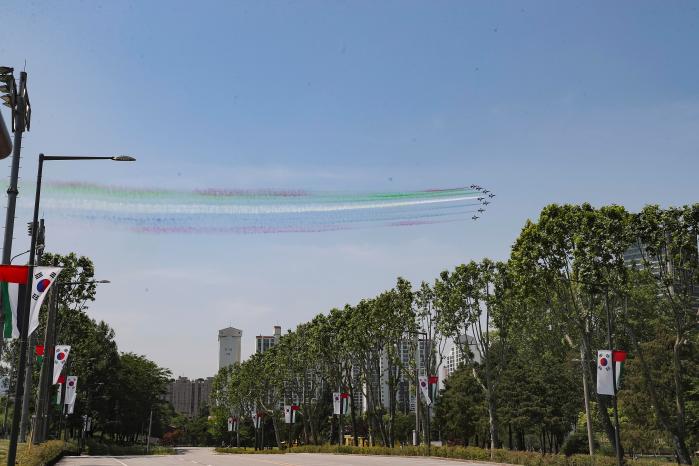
[256,325,281,354]
[443,335,480,377]
[218,327,243,369]
[163,376,213,417]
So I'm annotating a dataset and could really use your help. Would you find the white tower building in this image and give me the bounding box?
[218,327,242,369]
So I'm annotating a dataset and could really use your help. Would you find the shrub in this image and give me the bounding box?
[84,440,174,456]
[215,443,683,466]
[16,440,71,466]
[561,432,599,457]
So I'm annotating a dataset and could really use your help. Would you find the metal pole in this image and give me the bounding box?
[414,333,419,446]
[579,345,594,456]
[605,292,623,466]
[19,333,36,442]
[20,244,43,442]
[32,285,57,444]
[146,408,153,453]
[427,404,431,456]
[0,71,27,360]
[60,358,70,441]
[6,153,43,466]
[338,385,342,446]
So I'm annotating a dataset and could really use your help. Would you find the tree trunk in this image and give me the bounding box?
[270,416,282,448]
[487,391,499,455]
[508,423,513,450]
[626,325,692,464]
[347,378,358,446]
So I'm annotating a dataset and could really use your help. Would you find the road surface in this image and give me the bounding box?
[58,447,484,466]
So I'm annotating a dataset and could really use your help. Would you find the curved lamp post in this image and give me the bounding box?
[7,154,134,466]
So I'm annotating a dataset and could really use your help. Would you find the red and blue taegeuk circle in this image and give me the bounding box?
[600,357,608,367]
[57,352,66,361]
[36,279,51,293]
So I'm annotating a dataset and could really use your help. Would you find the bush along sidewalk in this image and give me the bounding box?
[83,440,175,456]
[16,440,77,466]
[215,444,684,466]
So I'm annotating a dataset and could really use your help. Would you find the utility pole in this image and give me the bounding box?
[605,292,623,466]
[146,408,153,453]
[414,333,419,446]
[0,69,30,360]
[20,220,44,442]
[32,285,57,444]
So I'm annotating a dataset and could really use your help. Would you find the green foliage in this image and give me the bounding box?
[83,439,174,455]
[561,432,597,457]
[15,440,73,466]
[210,204,698,462]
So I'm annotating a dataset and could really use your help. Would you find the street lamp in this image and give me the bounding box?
[33,278,111,444]
[7,153,134,466]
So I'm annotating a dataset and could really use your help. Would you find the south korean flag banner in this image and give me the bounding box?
[28,267,61,337]
[418,376,432,405]
[597,350,614,395]
[254,412,263,429]
[65,376,78,406]
[333,392,341,415]
[227,416,234,432]
[53,345,71,384]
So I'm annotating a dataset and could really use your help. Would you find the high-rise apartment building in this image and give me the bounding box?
[256,325,281,353]
[443,335,479,377]
[218,327,242,370]
[163,376,213,417]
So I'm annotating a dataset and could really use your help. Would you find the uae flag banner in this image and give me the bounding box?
[35,345,44,363]
[53,345,71,384]
[254,412,264,429]
[597,349,628,396]
[334,392,350,415]
[1,266,61,339]
[284,405,299,424]
[55,375,66,404]
[613,350,627,390]
[418,376,432,405]
[340,393,350,414]
[232,417,238,432]
[65,375,78,406]
[428,376,439,402]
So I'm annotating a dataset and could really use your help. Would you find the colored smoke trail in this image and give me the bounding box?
[30,182,493,234]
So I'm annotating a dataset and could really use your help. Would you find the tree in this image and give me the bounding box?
[436,259,512,455]
[624,204,699,464]
[510,204,632,456]
[434,366,486,446]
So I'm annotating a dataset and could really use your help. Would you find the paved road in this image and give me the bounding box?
[58,447,480,466]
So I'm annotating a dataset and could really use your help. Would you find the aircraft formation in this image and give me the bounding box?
[469,184,495,221]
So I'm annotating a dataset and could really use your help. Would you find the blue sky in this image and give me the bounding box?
[2,1,698,377]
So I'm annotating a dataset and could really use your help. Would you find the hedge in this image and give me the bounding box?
[215,444,685,466]
[16,440,75,466]
[83,440,174,456]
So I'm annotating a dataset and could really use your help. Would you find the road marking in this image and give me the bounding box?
[112,458,128,466]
